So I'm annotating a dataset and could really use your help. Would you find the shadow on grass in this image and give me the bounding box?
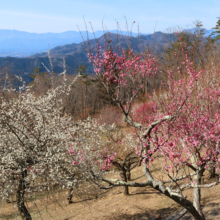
[130,191,161,196]
[0,213,19,220]
[128,186,162,199]
[101,206,177,220]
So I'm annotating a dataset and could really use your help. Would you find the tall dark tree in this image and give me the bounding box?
[212,17,220,40]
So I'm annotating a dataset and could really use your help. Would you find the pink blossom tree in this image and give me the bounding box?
[87,39,220,220]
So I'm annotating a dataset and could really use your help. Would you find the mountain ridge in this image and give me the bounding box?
[0,31,170,84]
[0,29,216,86]
[0,29,146,57]
[0,28,215,57]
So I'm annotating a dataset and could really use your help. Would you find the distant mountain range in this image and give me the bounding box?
[0,31,173,84]
[0,28,215,58]
[0,28,217,86]
[0,29,213,57]
[0,29,146,57]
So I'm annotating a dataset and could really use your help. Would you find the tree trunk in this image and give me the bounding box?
[67,187,74,204]
[124,184,129,196]
[193,173,205,220]
[16,172,32,220]
[208,161,216,180]
[143,162,205,220]
[120,171,129,195]
[170,195,205,220]
[6,190,11,203]
[126,164,131,181]
[126,171,131,181]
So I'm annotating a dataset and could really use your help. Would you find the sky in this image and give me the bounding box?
[0,0,220,34]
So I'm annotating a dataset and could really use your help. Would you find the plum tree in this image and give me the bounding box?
[87,36,220,220]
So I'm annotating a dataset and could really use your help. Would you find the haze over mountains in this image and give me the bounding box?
[0,31,173,84]
[0,29,145,57]
[0,28,215,85]
[0,28,215,58]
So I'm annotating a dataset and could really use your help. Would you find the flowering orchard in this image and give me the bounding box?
[68,118,139,179]
[87,37,220,220]
[0,77,78,219]
[0,71,119,219]
[1,33,220,220]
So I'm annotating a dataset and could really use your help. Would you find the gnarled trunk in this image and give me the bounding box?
[169,194,205,220]
[143,162,205,220]
[16,171,32,220]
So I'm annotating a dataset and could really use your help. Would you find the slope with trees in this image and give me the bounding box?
[84,33,220,220]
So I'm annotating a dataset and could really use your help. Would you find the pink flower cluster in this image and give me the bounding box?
[99,149,117,171]
[88,47,157,89]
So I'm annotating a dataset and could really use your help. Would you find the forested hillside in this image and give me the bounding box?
[0,31,175,85]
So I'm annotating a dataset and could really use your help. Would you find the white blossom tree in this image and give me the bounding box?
[0,66,96,218]
[0,67,130,219]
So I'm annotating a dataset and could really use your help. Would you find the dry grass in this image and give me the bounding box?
[1,166,220,220]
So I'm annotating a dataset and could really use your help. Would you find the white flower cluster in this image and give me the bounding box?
[0,74,118,218]
[0,60,142,219]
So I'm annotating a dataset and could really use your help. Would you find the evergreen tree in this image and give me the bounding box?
[75,64,87,76]
[30,67,47,79]
[211,17,220,40]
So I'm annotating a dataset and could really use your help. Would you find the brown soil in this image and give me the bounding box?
[1,167,220,220]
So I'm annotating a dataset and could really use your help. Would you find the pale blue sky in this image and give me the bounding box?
[1,0,220,33]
